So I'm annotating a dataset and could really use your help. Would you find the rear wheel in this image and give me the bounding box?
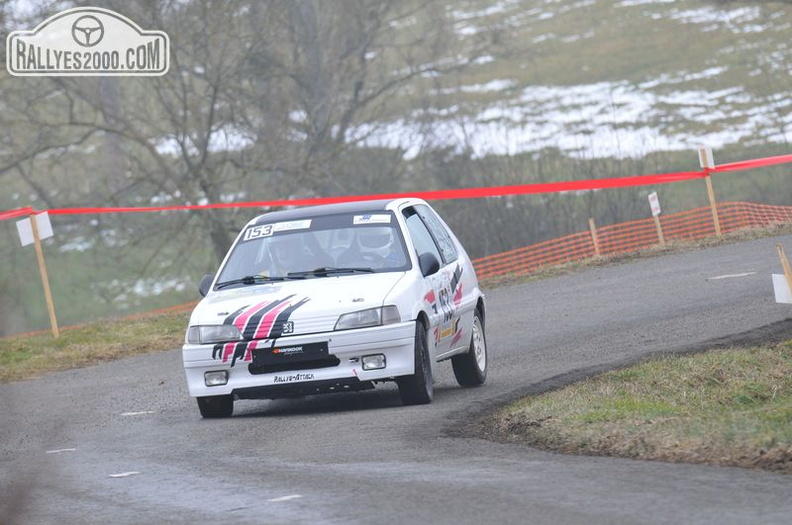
[197,394,234,418]
[452,309,487,387]
[397,321,433,405]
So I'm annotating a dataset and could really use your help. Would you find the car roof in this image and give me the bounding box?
[251,198,423,225]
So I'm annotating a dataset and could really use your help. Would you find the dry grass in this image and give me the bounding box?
[0,308,192,382]
[493,342,792,473]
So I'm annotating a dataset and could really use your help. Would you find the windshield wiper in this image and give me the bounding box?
[215,275,294,289]
[216,268,371,288]
[288,267,375,277]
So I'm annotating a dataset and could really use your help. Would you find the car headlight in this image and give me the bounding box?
[334,306,400,331]
[186,325,243,344]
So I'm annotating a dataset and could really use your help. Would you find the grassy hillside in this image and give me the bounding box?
[394,0,792,159]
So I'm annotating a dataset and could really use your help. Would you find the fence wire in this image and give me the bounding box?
[472,202,792,280]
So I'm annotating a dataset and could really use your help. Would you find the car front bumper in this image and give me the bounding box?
[182,321,416,398]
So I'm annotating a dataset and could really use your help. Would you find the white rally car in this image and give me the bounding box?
[182,198,487,417]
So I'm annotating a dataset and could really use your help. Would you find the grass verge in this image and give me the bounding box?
[0,308,191,383]
[491,342,792,474]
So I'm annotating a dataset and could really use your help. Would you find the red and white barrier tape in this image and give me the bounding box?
[1,153,789,219]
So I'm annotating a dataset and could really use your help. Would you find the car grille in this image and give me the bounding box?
[234,377,374,399]
[247,356,340,375]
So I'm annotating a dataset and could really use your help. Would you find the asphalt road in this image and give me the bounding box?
[2,235,792,524]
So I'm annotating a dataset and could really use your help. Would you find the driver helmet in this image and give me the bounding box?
[357,227,393,257]
[269,235,301,270]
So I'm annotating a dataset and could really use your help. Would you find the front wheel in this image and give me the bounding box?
[397,321,433,405]
[451,309,487,387]
[197,394,234,418]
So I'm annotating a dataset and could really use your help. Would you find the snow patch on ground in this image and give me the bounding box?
[351,72,792,159]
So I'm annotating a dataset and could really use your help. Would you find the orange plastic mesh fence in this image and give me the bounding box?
[472,201,792,280]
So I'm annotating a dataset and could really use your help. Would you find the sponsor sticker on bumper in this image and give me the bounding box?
[252,341,328,366]
[273,373,315,383]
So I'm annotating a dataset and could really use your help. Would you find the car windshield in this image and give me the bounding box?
[215,211,411,288]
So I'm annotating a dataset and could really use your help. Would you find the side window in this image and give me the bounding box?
[415,205,458,264]
[403,208,442,263]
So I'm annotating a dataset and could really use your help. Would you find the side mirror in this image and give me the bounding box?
[198,274,214,297]
[418,252,440,277]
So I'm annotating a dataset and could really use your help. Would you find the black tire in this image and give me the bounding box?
[397,321,433,405]
[452,309,487,387]
[197,394,234,418]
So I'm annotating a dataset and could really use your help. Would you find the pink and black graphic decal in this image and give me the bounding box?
[212,296,311,367]
[453,282,464,308]
[225,302,266,333]
[249,299,295,339]
[424,289,437,313]
[448,264,464,314]
[221,295,296,340]
[212,340,262,367]
[450,318,463,347]
[268,297,310,338]
[213,340,245,367]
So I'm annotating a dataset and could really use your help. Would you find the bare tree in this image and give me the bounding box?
[2,0,488,261]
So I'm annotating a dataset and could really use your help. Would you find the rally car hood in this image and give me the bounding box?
[191,272,407,339]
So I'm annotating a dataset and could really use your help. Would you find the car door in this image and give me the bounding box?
[402,204,470,359]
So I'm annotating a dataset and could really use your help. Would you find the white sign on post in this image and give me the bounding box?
[648,192,661,217]
[16,212,54,246]
[773,274,792,304]
[698,146,715,169]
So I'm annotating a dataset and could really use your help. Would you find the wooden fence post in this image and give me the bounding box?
[704,172,722,237]
[654,215,665,246]
[30,212,60,338]
[589,218,601,256]
[699,146,722,237]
